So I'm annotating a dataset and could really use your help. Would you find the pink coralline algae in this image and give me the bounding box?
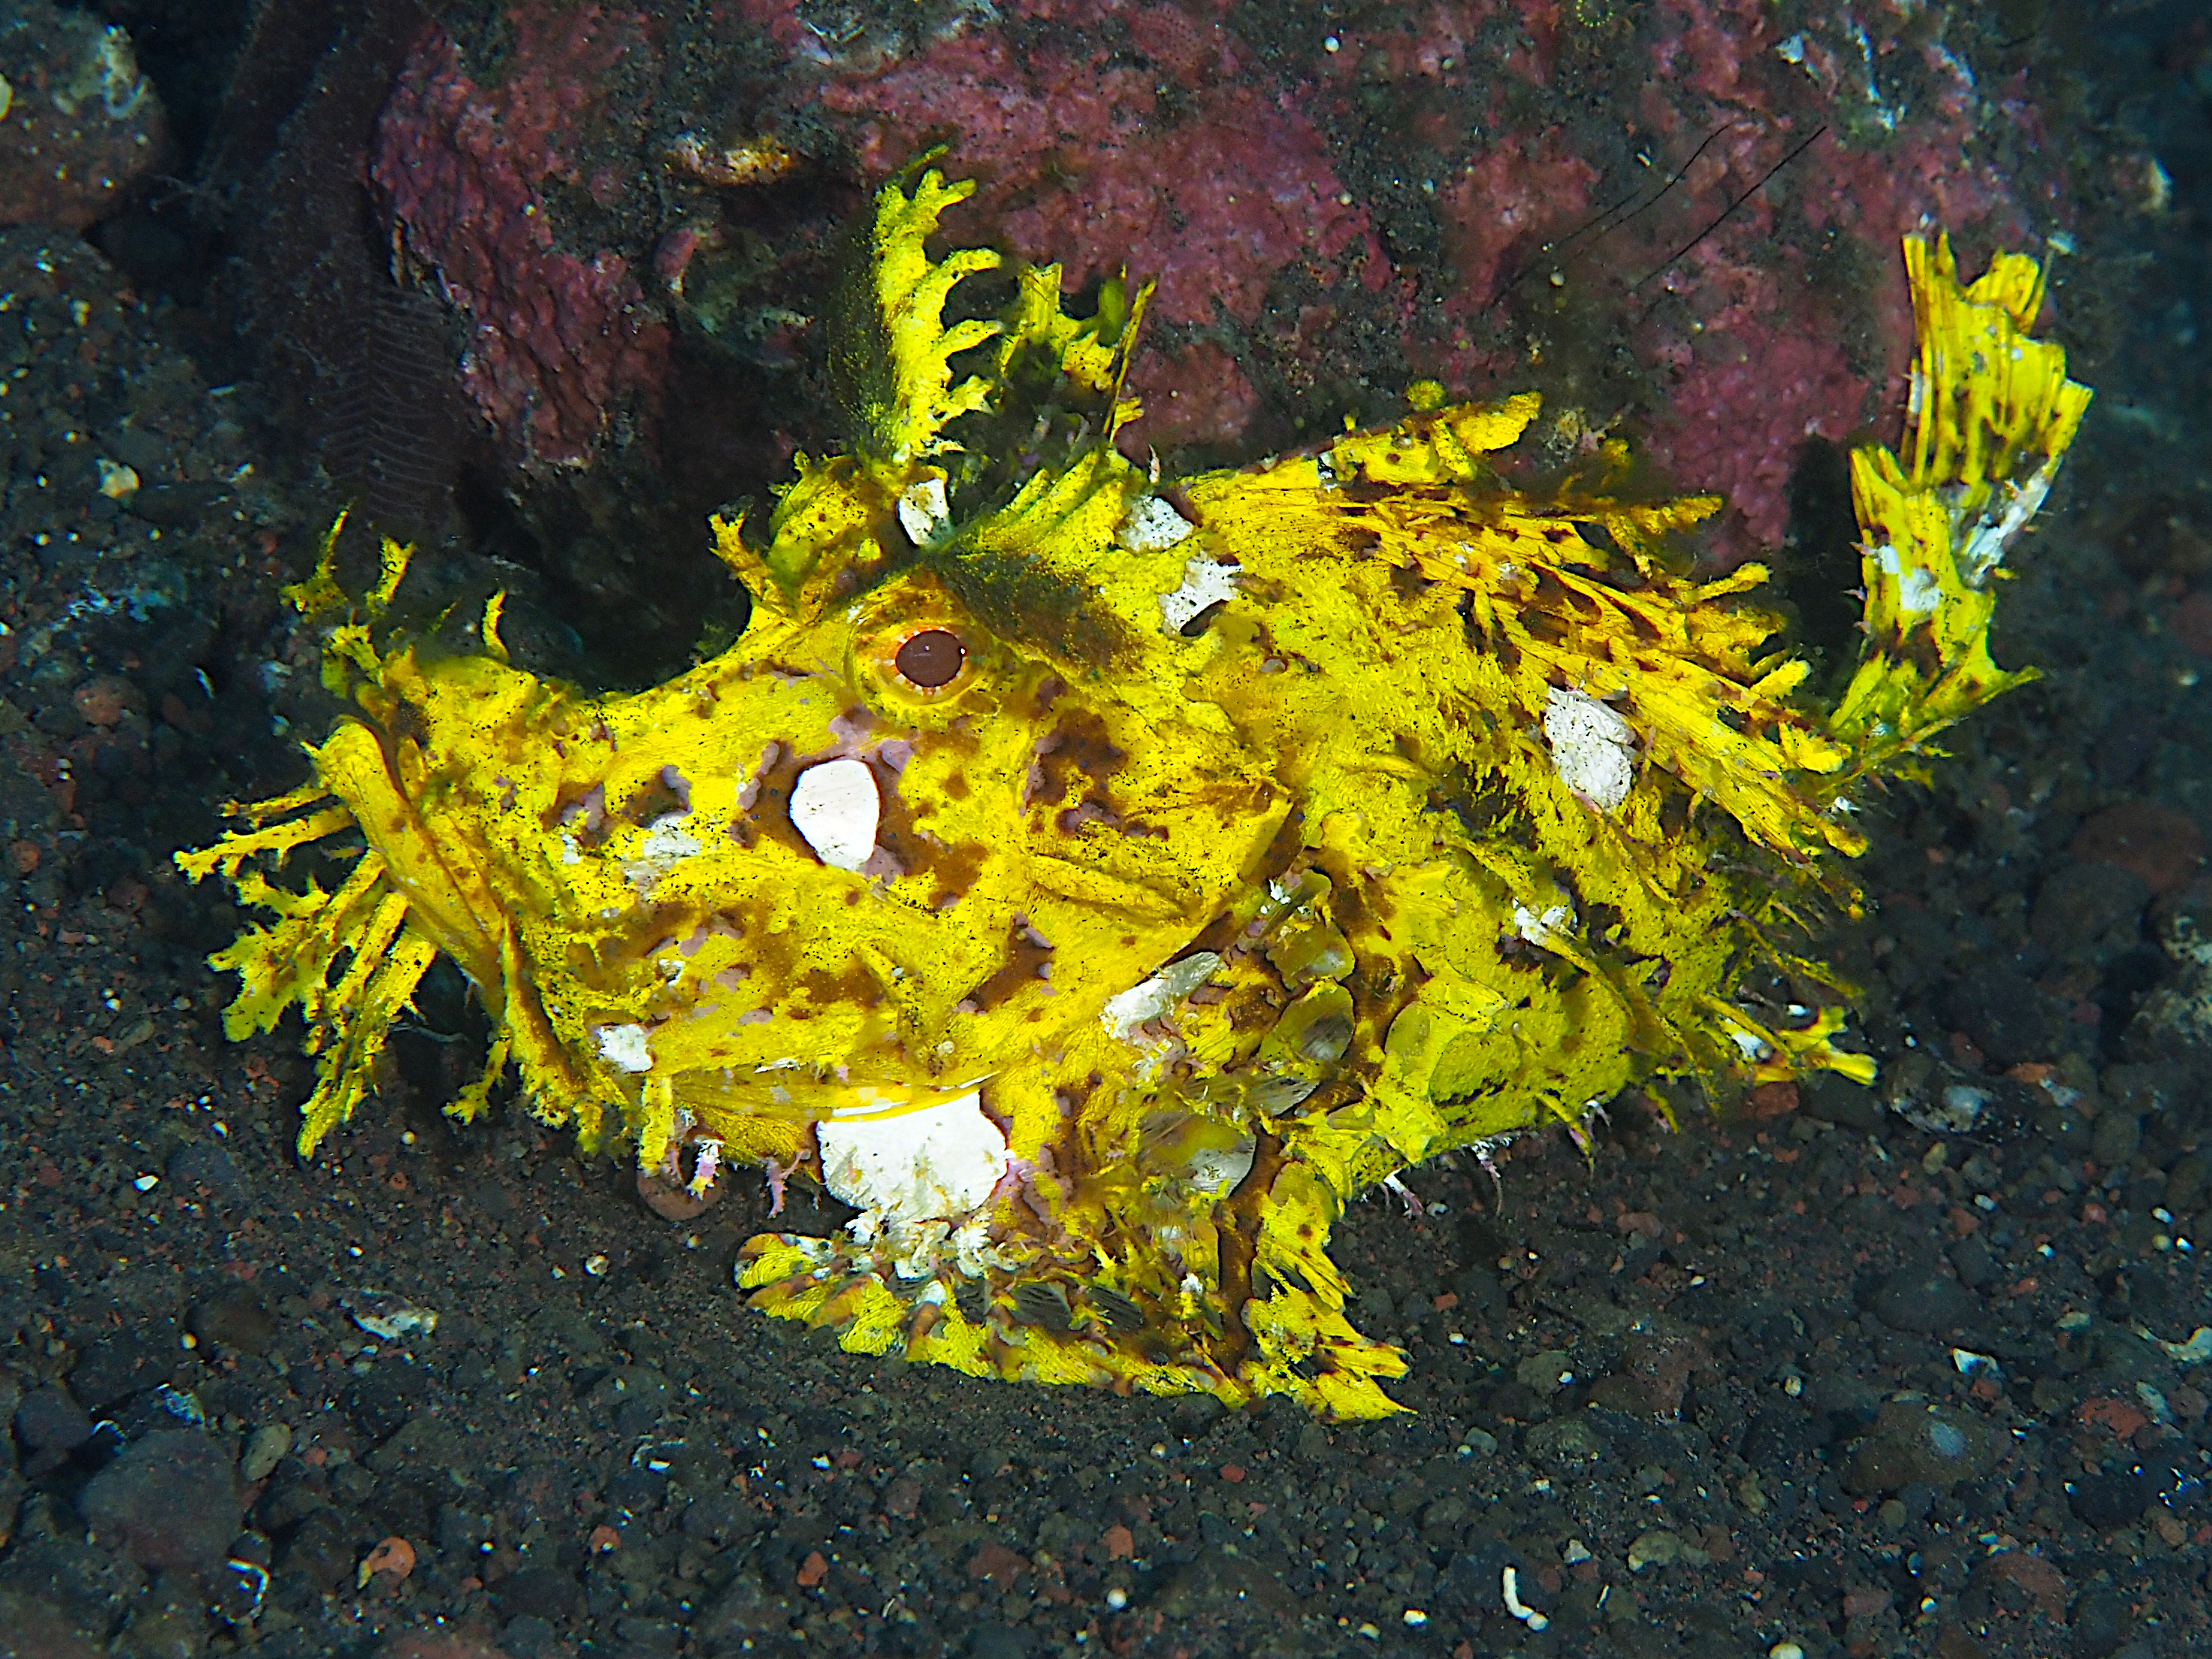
[821,29,1382,329]
[1400,0,2045,553]
[1439,138,1598,312]
[807,9,1381,444]
[1628,2,2032,549]
[371,4,668,469]
[1125,339,1262,453]
[372,0,2086,560]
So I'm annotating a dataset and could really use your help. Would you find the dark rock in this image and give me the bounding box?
[1800,1071,1885,1130]
[67,1332,173,1412]
[1155,1548,1297,1619]
[2031,862,2151,957]
[2072,802,2204,897]
[0,1498,151,1631]
[123,481,228,528]
[615,1616,685,1651]
[2068,1466,2155,1530]
[1949,1237,1996,1291]
[966,1625,1031,1659]
[605,1463,666,1517]
[75,1430,240,1572]
[492,1564,579,1621]
[1522,1415,1604,1468]
[1485,1379,1539,1421]
[690,1568,794,1649]
[375,1637,515,1659]
[1586,1331,1699,1417]
[1438,1539,1516,1609]
[165,1142,247,1200]
[584,1365,671,1433]
[1740,1406,1827,1468]
[114,1569,206,1659]
[2069,1585,2134,1656]
[581,1562,622,1619]
[1843,1403,1994,1495]
[342,1366,428,1444]
[0,1378,18,1474]
[498,1616,555,1659]
[251,1471,331,1536]
[187,1290,276,1357]
[14,1387,94,1474]
[677,1489,753,1546]
[2166,1150,2210,1213]
[1941,967,2063,1069]
[1869,1264,1980,1335]
[2090,1108,2143,1169]
[276,1505,364,1592]
[0,1588,106,1659]
[2080,1323,2182,1398]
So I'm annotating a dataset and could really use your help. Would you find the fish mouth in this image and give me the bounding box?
[729,1022,1400,1415]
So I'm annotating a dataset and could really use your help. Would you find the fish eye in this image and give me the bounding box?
[894,628,966,689]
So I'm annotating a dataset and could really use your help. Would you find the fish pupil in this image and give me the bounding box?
[896,628,966,688]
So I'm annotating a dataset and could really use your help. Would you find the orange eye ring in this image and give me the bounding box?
[894,627,966,689]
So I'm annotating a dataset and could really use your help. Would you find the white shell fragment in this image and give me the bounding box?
[623,813,700,895]
[350,1296,439,1342]
[788,757,880,871]
[1895,1081,1991,1136]
[1511,902,1573,950]
[1542,685,1636,812]
[897,475,951,546]
[1118,494,1197,552]
[1158,553,1241,634]
[96,458,140,501]
[1102,951,1222,1042]
[817,1090,1011,1227]
[594,1022,655,1073]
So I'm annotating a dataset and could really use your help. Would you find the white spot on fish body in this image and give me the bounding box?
[897,475,950,546]
[1158,553,1240,634]
[1102,952,1223,1043]
[815,1090,1012,1246]
[1512,902,1574,949]
[595,1023,655,1073]
[1897,565,1943,615]
[1119,495,1196,552]
[789,757,880,871]
[625,812,701,894]
[1543,686,1636,812]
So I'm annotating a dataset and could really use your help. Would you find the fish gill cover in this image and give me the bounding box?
[176,170,2089,1420]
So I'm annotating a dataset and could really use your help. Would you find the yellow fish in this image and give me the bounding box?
[179,173,2089,1419]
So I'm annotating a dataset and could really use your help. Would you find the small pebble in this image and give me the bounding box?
[77,1429,241,1571]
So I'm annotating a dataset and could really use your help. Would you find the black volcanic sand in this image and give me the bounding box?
[5,19,2212,1659]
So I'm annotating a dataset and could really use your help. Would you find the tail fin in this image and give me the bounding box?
[1829,235,2092,775]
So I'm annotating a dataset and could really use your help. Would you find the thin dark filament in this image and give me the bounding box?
[1551,121,1742,264]
[1483,122,1740,312]
[1633,124,1830,293]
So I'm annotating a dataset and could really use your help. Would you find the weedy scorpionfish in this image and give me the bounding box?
[182,172,2089,1418]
